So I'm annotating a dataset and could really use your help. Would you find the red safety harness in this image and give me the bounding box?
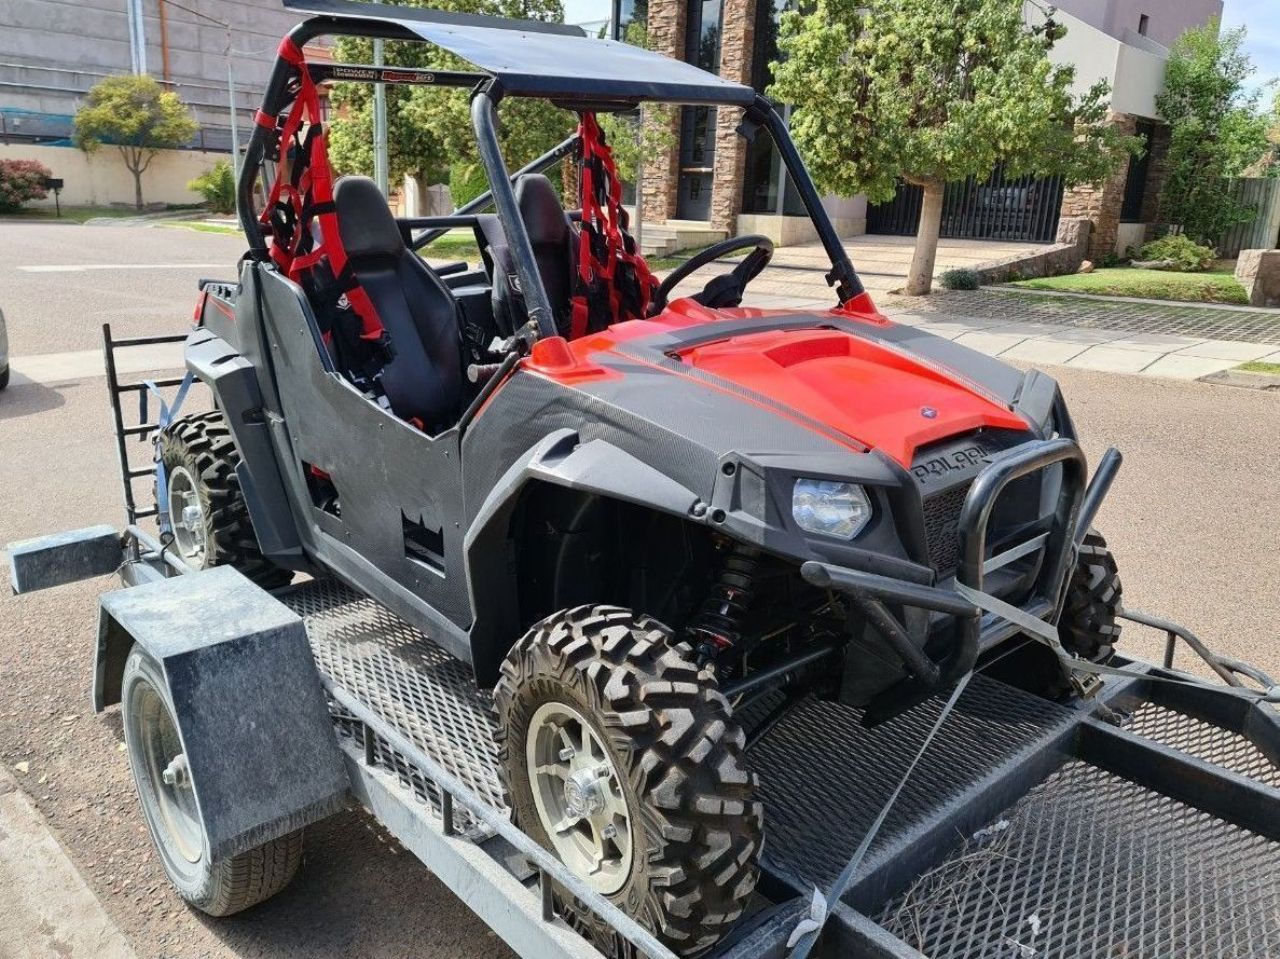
[570,113,658,339]
[258,38,391,386]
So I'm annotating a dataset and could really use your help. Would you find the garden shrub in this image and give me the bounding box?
[187,160,236,214]
[448,163,489,208]
[940,268,980,290]
[1137,233,1217,272]
[0,158,51,213]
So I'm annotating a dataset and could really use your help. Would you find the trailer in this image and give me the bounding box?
[10,433,1280,959]
[8,0,1280,950]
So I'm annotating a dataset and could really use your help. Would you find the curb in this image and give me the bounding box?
[0,767,137,958]
[1199,369,1280,391]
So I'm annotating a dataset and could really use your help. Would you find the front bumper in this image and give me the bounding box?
[802,438,1122,718]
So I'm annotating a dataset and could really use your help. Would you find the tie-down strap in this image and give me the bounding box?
[953,581,1280,704]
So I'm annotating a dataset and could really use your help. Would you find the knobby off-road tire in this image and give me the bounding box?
[156,411,291,589]
[494,606,763,957]
[1058,529,1123,661]
[121,645,305,916]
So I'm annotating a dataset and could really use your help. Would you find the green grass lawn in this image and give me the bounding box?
[163,220,239,235]
[1240,361,1280,376]
[1008,268,1249,305]
[3,205,147,223]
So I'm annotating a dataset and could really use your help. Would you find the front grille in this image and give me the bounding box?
[922,482,971,574]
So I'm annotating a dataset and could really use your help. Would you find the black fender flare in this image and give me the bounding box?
[463,429,703,684]
[183,328,304,565]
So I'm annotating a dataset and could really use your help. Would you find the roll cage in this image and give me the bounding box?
[236,0,864,340]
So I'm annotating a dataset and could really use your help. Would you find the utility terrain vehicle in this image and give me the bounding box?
[9,3,1280,958]
[160,0,1127,942]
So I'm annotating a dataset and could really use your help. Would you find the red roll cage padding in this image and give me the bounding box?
[259,37,385,353]
[570,113,658,340]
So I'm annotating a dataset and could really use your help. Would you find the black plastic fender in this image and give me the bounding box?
[463,429,703,684]
[94,566,348,861]
[184,328,306,568]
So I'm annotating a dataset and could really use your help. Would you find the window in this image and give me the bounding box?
[1137,13,1149,36]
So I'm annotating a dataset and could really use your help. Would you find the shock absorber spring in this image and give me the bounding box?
[689,542,761,664]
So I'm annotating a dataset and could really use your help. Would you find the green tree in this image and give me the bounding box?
[73,74,199,210]
[1157,21,1270,242]
[771,0,1138,295]
[327,0,572,194]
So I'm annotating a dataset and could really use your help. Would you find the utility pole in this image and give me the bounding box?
[373,38,389,197]
[157,2,240,203]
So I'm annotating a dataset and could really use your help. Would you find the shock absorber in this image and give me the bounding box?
[689,542,761,667]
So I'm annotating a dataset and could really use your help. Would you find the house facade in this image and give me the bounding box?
[630,0,1223,260]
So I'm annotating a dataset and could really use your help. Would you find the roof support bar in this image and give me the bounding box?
[470,84,558,340]
[750,96,863,303]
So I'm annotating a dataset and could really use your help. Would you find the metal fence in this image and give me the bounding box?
[1217,177,1280,257]
[868,166,1064,244]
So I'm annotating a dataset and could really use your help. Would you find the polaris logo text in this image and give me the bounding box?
[912,446,986,483]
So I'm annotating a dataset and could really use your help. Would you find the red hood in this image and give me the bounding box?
[530,299,1031,468]
[671,326,1029,467]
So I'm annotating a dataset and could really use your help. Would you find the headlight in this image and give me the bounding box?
[792,479,872,540]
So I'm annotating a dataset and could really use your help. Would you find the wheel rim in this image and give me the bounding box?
[167,466,207,564]
[134,683,202,865]
[526,701,634,895]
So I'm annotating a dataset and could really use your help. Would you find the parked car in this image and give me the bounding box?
[0,306,9,390]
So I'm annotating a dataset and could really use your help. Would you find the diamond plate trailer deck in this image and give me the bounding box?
[9,526,1280,959]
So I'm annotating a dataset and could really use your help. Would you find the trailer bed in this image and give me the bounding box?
[283,577,1280,959]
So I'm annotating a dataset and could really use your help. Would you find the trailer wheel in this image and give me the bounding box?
[120,645,304,916]
[494,606,762,957]
[1059,529,1123,660]
[156,411,290,588]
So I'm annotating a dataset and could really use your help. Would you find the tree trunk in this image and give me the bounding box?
[133,169,144,211]
[905,179,945,296]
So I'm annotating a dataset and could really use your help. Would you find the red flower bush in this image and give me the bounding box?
[0,159,52,213]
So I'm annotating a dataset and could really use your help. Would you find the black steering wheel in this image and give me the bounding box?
[649,234,775,316]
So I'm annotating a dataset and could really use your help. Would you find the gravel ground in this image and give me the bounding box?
[1,220,1278,958]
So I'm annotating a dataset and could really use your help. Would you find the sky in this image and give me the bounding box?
[1222,0,1280,104]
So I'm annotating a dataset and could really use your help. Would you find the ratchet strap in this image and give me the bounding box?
[569,112,657,339]
[786,577,1280,956]
[786,672,975,959]
[143,371,194,537]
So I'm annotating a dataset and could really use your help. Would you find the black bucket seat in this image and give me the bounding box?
[333,176,462,428]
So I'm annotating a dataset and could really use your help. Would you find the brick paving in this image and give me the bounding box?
[878,288,1280,346]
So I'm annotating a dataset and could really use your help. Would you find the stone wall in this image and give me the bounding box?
[708,0,757,233]
[1058,112,1138,262]
[639,0,686,224]
[969,217,1091,284]
[1138,122,1171,240]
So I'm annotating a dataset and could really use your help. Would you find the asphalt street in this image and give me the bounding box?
[1,220,1279,957]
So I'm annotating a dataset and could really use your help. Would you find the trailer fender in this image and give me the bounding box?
[95,566,348,861]
[184,328,304,565]
[464,429,702,683]
[7,525,122,594]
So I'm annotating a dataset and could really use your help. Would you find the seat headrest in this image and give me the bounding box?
[515,174,570,246]
[334,176,404,260]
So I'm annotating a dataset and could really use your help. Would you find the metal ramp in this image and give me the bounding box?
[283,578,1280,959]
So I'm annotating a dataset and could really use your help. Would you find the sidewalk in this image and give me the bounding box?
[741,284,1280,381]
[0,769,136,959]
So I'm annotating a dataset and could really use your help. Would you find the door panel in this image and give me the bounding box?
[254,269,475,657]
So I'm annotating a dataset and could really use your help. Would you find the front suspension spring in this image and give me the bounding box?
[689,542,761,661]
